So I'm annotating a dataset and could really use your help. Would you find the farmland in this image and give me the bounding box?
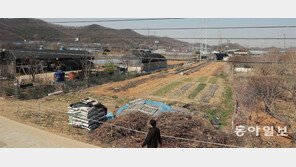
[91,62,227,105]
[0,61,232,147]
[1,60,294,148]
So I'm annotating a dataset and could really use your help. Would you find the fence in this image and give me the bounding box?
[0,60,187,100]
[0,71,141,100]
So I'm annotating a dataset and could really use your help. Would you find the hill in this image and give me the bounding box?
[0,18,188,48]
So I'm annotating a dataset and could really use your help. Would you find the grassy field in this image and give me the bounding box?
[198,76,208,83]
[200,86,234,129]
[183,78,193,82]
[188,83,206,99]
[208,77,218,84]
[220,86,234,127]
[152,81,183,96]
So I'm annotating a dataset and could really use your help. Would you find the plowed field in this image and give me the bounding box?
[90,62,226,105]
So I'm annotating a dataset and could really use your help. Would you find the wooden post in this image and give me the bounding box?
[111,124,113,139]
[17,98,20,112]
[0,78,2,95]
[148,58,152,72]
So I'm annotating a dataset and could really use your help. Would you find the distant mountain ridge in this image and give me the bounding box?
[0,18,188,48]
[0,18,281,51]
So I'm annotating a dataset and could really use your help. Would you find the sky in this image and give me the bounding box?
[41,18,296,48]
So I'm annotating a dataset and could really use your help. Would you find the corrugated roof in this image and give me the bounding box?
[9,49,91,59]
[122,53,166,63]
[91,59,122,65]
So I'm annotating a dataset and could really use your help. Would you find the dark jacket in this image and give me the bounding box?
[142,127,162,148]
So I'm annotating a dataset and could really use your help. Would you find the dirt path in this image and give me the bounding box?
[0,116,97,148]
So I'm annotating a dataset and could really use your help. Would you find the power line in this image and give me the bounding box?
[47,18,296,30]
[45,36,296,40]
[4,18,296,30]
[50,18,184,24]
[171,37,296,40]
[6,37,296,41]
[12,19,296,30]
[218,60,296,64]
[131,25,296,30]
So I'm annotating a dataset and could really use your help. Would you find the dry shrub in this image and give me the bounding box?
[233,53,296,143]
[89,112,149,147]
[89,112,243,148]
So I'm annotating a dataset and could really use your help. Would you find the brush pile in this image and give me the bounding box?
[89,112,243,148]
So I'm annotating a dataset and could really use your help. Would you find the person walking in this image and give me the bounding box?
[142,119,162,148]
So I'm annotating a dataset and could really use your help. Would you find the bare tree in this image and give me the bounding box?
[234,54,296,143]
[79,54,94,82]
[17,57,46,82]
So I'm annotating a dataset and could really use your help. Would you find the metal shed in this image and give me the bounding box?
[121,53,167,72]
[0,49,93,78]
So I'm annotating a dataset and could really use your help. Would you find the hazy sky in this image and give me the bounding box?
[41,18,296,48]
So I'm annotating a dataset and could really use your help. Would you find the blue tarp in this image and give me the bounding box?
[116,99,175,116]
[116,104,130,115]
[106,112,114,120]
[54,70,65,82]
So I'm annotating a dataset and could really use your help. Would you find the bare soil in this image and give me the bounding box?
[90,62,226,105]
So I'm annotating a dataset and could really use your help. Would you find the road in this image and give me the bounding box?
[0,116,97,148]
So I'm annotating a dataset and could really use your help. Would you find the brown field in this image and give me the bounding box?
[167,60,188,66]
[90,62,227,105]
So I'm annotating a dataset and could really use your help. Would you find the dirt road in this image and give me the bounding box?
[0,116,97,148]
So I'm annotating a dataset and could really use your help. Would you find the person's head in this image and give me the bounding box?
[149,119,156,128]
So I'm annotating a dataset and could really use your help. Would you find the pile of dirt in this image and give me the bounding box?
[89,112,244,148]
[109,73,166,92]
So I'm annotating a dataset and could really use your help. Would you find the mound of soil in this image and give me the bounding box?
[89,112,244,148]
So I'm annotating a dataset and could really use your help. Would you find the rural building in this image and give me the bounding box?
[121,53,167,72]
[200,53,228,60]
[200,53,212,59]
[227,49,250,57]
[0,50,15,78]
[249,50,268,56]
[0,49,93,78]
[234,67,253,73]
[211,53,229,61]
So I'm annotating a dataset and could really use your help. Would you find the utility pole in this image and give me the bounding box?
[204,18,207,54]
[199,20,204,55]
[199,38,203,56]
[147,28,150,49]
[218,30,222,52]
[199,18,207,59]
[283,33,286,54]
